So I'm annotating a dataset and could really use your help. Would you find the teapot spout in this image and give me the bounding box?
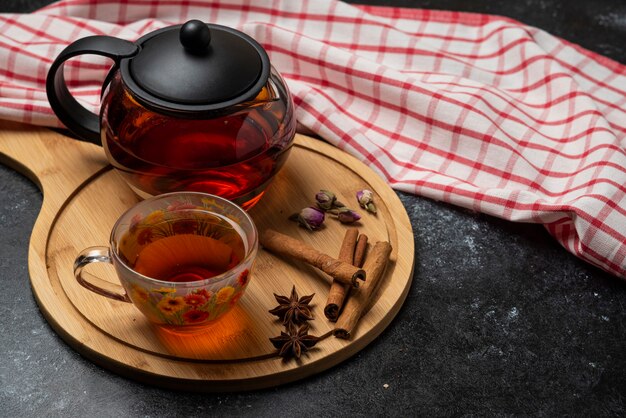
[248,77,281,107]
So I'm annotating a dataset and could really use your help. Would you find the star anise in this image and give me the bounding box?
[269,285,314,325]
[269,323,320,359]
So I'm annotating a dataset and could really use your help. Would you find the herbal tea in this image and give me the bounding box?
[117,210,246,283]
[74,192,257,329]
[101,73,296,209]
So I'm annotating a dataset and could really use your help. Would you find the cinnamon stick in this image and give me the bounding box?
[260,229,366,288]
[333,241,392,339]
[324,228,359,321]
[353,234,368,268]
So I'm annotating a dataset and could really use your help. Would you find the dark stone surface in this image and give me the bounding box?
[1,1,625,417]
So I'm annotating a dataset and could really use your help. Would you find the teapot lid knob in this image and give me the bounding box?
[180,20,211,52]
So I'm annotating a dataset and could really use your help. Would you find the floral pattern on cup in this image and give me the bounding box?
[122,197,246,249]
[128,269,250,326]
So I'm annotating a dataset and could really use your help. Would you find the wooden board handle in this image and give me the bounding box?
[0,120,108,201]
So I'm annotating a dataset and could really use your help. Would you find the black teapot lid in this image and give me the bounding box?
[120,20,270,115]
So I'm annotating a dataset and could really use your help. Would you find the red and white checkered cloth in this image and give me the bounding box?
[1,0,625,279]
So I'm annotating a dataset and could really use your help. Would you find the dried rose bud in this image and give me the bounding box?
[315,190,336,211]
[330,207,361,224]
[356,189,377,214]
[315,190,345,211]
[289,206,325,230]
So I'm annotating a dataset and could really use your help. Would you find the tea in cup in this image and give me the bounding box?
[74,192,258,332]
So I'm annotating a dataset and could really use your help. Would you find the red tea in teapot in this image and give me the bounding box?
[101,73,295,209]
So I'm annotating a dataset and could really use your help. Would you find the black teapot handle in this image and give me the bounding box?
[46,36,138,145]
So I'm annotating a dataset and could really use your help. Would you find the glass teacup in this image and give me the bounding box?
[74,192,258,333]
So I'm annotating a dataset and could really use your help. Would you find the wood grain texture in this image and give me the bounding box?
[0,120,415,391]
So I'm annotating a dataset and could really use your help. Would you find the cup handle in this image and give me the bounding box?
[73,246,132,303]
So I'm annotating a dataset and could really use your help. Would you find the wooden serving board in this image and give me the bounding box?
[0,120,414,391]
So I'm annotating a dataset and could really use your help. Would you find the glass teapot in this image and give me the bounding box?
[47,20,296,209]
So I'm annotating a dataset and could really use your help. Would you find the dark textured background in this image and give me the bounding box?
[1,0,625,416]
